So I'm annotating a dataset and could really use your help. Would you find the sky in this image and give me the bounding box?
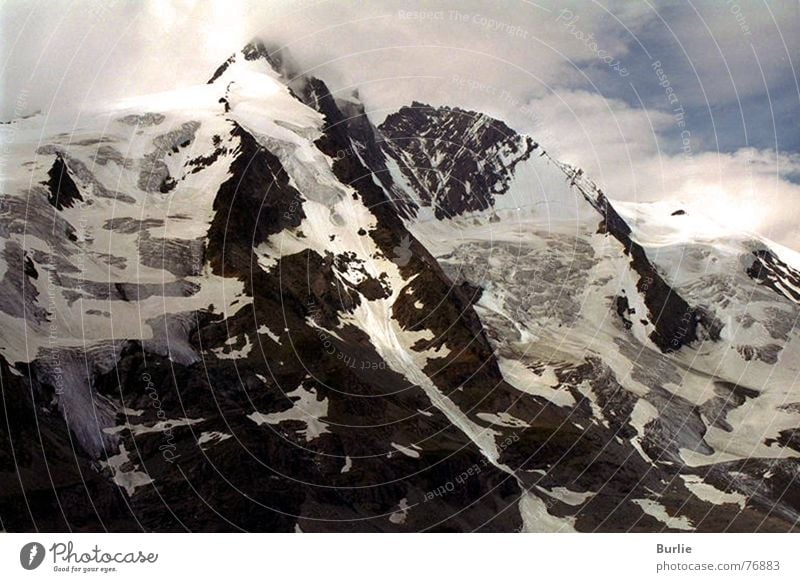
[2,0,799,248]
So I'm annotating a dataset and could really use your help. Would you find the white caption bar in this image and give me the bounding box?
[1,533,798,581]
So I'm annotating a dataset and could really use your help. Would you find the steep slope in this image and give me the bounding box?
[372,102,800,530]
[0,42,529,532]
[1,41,798,532]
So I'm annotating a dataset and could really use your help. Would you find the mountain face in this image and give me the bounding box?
[379,102,536,220]
[1,41,799,532]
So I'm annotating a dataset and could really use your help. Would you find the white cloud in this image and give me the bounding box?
[1,0,797,249]
[526,88,800,247]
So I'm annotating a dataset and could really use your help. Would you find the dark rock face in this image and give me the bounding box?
[597,192,705,352]
[206,123,306,278]
[747,248,800,303]
[43,155,83,210]
[76,338,526,532]
[0,354,134,531]
[303,82,515,419]
[615,294,634,330]
[379,102,535,219]
[332,98,419,220]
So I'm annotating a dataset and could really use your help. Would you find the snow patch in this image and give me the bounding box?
[519,492,577,532]
[681,475,747,510]
[391,442,421,459]
[212,333,253,360]
[633,499,694,531]
[248,385,329,442]
[197,431,233,449]
[100,444,153,496]
[389,498,411,525]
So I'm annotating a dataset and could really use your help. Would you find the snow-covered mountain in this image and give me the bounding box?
[1,41,798,532]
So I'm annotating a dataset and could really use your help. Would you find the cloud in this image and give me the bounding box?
[517,88,800,248]
[0,0,629,118]
[1,0,797,248]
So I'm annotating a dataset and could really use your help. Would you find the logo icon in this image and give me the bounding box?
[391,235,413,267]
[20,542,45,570]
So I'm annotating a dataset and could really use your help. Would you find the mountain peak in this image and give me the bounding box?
[2,51,799,533]
[379,101,535,219]
[207,39,299,84]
